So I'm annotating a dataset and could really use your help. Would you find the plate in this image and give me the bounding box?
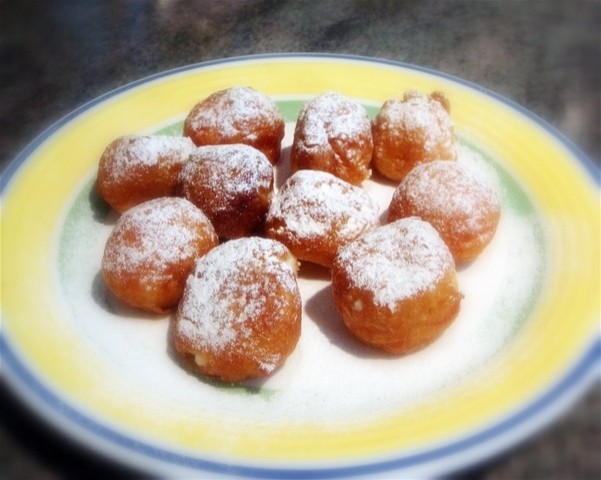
[1,54,599,478]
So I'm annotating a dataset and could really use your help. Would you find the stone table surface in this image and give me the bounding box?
[1,1,599,479]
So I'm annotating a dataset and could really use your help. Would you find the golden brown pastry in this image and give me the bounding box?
[183,86,285,164]
[101,197,218,313]
[173,237,302,382]
[371,90,456,182]
[96,135,195,213]
[331,217,462,354]
[290,92,373,185]
[265,170,379,268]
[387,160,501,263]
[178,144,274,239]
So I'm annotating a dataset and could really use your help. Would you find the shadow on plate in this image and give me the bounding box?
[87,179,118,226]
[298,261,331,281]
[90,271,166,320]
[304,283,390,360]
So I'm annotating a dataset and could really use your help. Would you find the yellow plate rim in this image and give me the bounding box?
[1,53,599,478]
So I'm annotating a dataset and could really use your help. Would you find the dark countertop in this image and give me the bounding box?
[1,1,599,479]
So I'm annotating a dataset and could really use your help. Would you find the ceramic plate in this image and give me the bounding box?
[1,54,599,479]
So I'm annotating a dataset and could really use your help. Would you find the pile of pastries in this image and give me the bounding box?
[96,86,501,382]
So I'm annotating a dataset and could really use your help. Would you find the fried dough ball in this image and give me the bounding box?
[265,170,379,268]
[332,217,462,354]
[290,92,373,185]
[388,160,501,263]
[101,197,218,314]
[173,237,302,382]
[371,90,456,182]
[178,144,274,239]
[183,86,285,165]
[96,135,196,213]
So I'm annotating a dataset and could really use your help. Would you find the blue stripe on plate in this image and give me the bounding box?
[1,54,600,478]
[1,334,599,478]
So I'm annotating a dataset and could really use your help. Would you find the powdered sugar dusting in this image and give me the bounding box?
[176,237,298,352]
[179,144,273,214]
[101,135,195,183]
[102,197,213,284]
[295,92,371,150]
[394,160,500,236]
[335,217,455,310]
[379,91,454,154]
[266,170,379,240]
[185,86,282,140]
